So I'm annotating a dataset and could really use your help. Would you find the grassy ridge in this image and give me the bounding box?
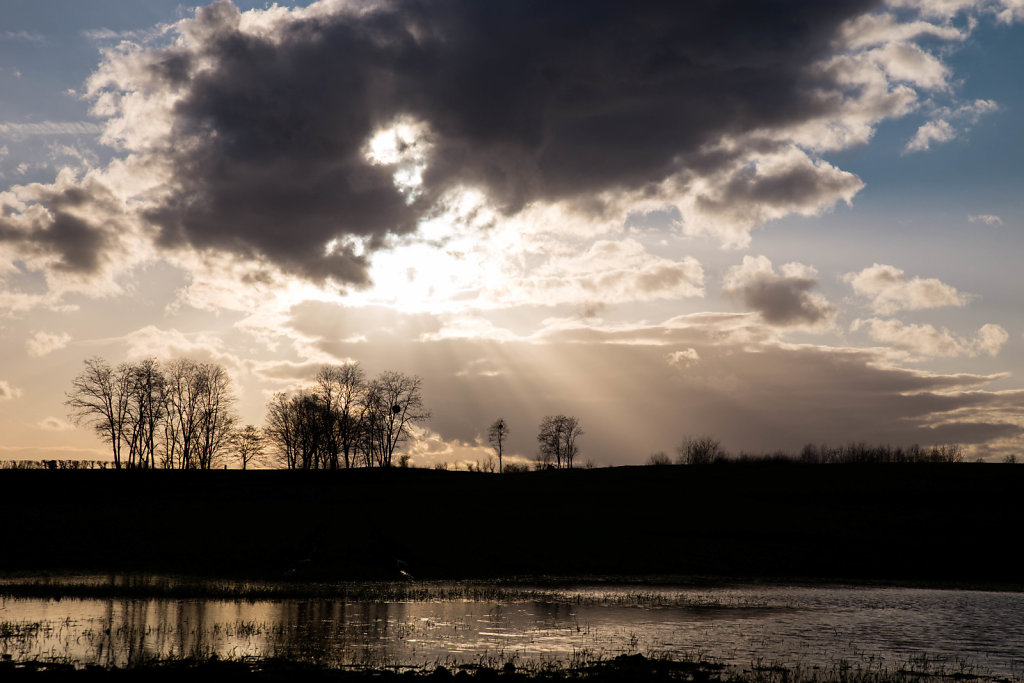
[1,464,1021,583]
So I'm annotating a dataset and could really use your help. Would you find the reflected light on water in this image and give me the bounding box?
[1,582,1023,677]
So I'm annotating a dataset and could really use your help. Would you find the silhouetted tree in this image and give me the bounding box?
[195,363,236,469]
[163,359,204,469]
[265,392,299,469]
[264,366,429,469]
[125,358,165,469]
[162,359,237,469]
[488,418,509,473]
[677,435,724,464]
[232,424,266,470]
[647,451,672,466]
[537,415,583,469]
[68,356,236,469]
[366,371,430,467]
[65,357,132,468]
[315,363,365,469]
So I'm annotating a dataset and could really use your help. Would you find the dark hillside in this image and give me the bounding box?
[1,464,1020,583]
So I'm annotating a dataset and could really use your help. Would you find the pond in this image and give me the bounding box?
[2,579,1022,677]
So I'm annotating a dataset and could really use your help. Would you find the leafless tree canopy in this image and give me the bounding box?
[232,424,266,470]
[264,364,430,469]
[647,451,672,466]
[66,356,237,469]
[676,435,725,465]
[65,357,131,468]
[536,415,583,469]
[162,359,237,469]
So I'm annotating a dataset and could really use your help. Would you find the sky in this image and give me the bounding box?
[1,0,1023,467]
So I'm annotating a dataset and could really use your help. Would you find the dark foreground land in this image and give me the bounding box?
[2,464,1022,585]
[3,654,1012,683]
[1,655,717,683]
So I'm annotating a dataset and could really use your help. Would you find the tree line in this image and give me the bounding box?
[65,357,433,470]
[65,356,594,472]
[264,365,429,469]
[58,358,1006,470]
[66,357,236,469]
[648,436,973,465]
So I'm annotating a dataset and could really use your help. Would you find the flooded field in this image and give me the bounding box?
[2,579,1023,678]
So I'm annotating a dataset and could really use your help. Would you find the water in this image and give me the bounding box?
[2,580,1023,677]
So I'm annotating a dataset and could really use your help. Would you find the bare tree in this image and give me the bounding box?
[195,362,236,469]
[232,424,266,470]
[158,359,237,469]
[536,415,583,469]
[264,389,340,469]
[677,435,725,465]
[265,392,299,469]
[124,358,165,469]
[488,418,509,473]
[537,416,561,469]
[647,451,672,466]
[68,356,236,470]
[65,357,131,468]
[264,366,429,470]
[366,371,430,467]
[561,416,583,469]
[315,363,365,468]
[163,359,204,469]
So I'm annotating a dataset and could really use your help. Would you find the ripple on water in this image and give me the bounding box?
[0,581,1022,677]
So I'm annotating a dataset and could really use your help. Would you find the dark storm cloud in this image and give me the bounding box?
[0,183,114,274]
[39,212,109,273]
[738,277,827,325]
[96,0,878,283]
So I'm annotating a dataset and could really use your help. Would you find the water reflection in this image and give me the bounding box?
[1,584,1022,677]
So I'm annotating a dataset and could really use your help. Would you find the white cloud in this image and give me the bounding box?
[667,348,701,367]
[886,0,992,20]
[0,121,104,138]
[994,0,1024,23]
[905,119,956,153]
[0,380,21,400]
[839,11,968,49]
[118,325,239,367]
[0,291,79,318]
[3,0,1015,312]
[683,146,864,248]
[82,27,166,42]
[420,316,520,343]
[0,31,45,43]
[968,214,1003,225]
[845,264,969,314]
[26,331,72,357]
[509,239,705,307]
[400,425,520,471]
[888,0,1024,24]
[875,41,951,90]
[905,99,999,153]
[37,416,74,431]
[853,318,1009,357]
